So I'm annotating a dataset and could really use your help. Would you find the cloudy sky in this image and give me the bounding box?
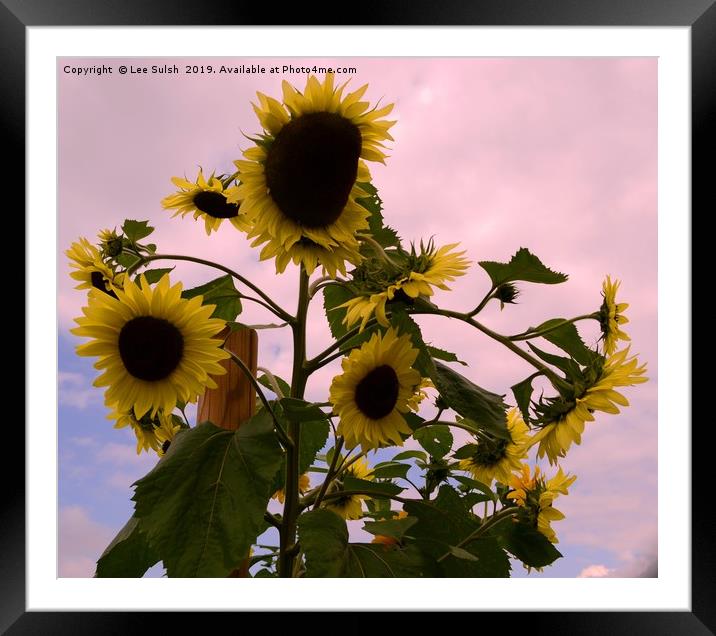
[58,56,657,579]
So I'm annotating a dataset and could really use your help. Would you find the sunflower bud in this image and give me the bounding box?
[495,283,520,309]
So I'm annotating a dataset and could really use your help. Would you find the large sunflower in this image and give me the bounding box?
[72,274,230,419]
[329,328,422,450]
[66,238,123,296]
[162,169,249,235]
[109,407,181,456]
[599,275,630,356]
[326,456,373,520]
[507,464,576,544]
[458,408,530,485]
[338,242,470,332]
[231,73,395,274]
[532,347,648,464]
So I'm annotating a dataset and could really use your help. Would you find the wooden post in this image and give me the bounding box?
[196,326,258,578]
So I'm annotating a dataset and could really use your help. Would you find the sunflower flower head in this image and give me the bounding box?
[507,464,576,543]
[531,347,648,464]
[458,408,530,484]
[232,73,396,275]
[326,456,373,520]
[71,274,230,420]
[97,228,124,258]
[329,328,422,450]
[495,283,520,309]
[109,407,180,456]
[273,473,311,504]
[599,275,630,356]
[162,168,249,235]
[66,237,123,297]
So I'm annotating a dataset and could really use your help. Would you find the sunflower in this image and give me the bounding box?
[109,407,180,456]
[371,510,408,546]
[406,378,434,412]
[231,73,395,274]
[599,275,630,356]
[507,464,576,544]
[458,408,531,484]
[66,237,123,296]
[532,347,648,464]
[273,473,311,504]
[338,242,470,332]
[326,456,373,520]
[162,168,249,235]
[329,328,422,450]
[71,274,230,420]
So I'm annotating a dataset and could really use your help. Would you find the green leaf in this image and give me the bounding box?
[182,275,243,322]
[356,181,401,249]
[342,476,404,497]
[452,444,480,460]
[299,510,433,577]
[427,345,467,366]
[135,267,174,285]
[511,373,539,423]
[298,418,330,476]
[370,461,411,480]
[389,307,434,377]
[132,414,283,577]
[527,343,582,380]
[493,521,562,568]
[413,425,453,459]
[122,219,155,243]
[452,475,496,501]
[95,516,159,578]
[478,248,567,287]
[448,545,480,561]
[322,284,377,350]
[392,450,427,463]
[534,319,595,366]
[362,516,418,540]
[257,373,291,398]
[116,252,141,269]
[430,361,509,440]
[278,397,329,423]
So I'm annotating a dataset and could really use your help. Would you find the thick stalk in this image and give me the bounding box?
[278,267,310,577]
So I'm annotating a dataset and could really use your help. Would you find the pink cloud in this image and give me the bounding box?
[58,505,114,577]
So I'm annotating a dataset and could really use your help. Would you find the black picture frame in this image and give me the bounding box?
[9,0,708,632]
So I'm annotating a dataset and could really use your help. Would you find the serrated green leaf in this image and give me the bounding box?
[342,476,404,497]
[122,219,155,242]
[427,345,467,366]
[527,343,583,380]
[478,248,567,287]
[257,373,291,398]
[116,252,141,269]
[362,516,418,539]
[298,419,330,476]
[182,275,242,322]
[95,516,159,578]
[370,461,411,480]
[132,414,282,577]
[452,475,496,500]
[413,425,453,458]
[389,307,434,377]
[430,361,509,440]
[492,520,562,568]
[356,181,401,249]
[322,284,377,350]
[534,319,595,366]
[511,374,539,423]
[135,267,174,285]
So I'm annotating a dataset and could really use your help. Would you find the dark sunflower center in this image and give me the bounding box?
[354,364,400,420]
[118,316,184,381]
[193,191,240,219]
[90,271,117,299]
[390,289,415,306]
[471,439,508,466]
[264,112,362,228]
[137,413,160,432]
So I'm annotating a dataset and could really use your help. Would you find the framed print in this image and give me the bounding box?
[9,0,710,632]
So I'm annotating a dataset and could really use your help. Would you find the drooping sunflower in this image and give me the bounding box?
[458,408,531,485]
[72,274,230,420]
[338,242,470,332]
[599,275,630,356]
[97,228,124,258]
[329,328,422,450]
[532,347,648,464]
[162,169,249,235]
[507,464,576,544]
[273,473,311,504]
[326,456,373,520]
[109,407,181,456]
[66,237,123,296]
[231,73,396,274]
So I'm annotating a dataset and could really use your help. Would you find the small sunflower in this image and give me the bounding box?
[599,275,630,356]
[162,169,249,235]
[532,347,648,464]
[273,473,311,504]
[231,73,395,275]
[507,464,576,544]
[326,456,373,520]
[71,274,230,420]
[97,228,124,258]
[66,237,123,296]
[329,328,422,450]
[458,408,530,485]
[109,408,180,456]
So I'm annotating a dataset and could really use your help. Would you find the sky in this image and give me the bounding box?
[57,56,657,579]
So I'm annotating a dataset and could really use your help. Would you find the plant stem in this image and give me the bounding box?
[508,314,599,341]
[278,267,310,578]
[312,437,344,510]
[305,317,380,371]
[467,286,496,317]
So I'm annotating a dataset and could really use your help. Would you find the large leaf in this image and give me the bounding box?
[95,516,159,578]
[389,307,434,377]
[413,425,453,459]
[533,319,594,366]
[478,248,567,287]
[493,520,562,568]
[356,181,401,249]
[298,509,433,577]
[299,418,330,476]
[322,284,378,350]
[370,461,411,480]
[182,275,242,322]
[132,413,283,577]
[427,345,467,366]
[511,373,540,423]
[343,476,404,497]
[362,516,418,540]
[257,372,291,398]
[430,361,509,440]
[122,219,154,243]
